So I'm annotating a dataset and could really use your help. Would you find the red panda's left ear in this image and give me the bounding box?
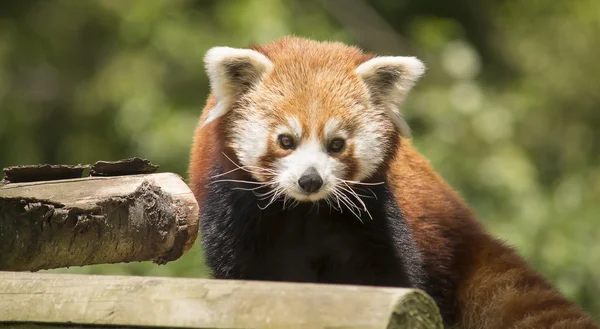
[202,47,274,126]
[355,56,426,137]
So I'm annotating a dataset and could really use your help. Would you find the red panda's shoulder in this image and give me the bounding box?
[387,139,598,328]
[188,94,220,204]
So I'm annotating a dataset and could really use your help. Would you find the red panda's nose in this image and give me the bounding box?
[298,167,323,193]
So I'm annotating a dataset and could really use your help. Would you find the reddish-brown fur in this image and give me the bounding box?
[189,37,599,329]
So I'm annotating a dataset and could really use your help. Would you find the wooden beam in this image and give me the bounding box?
[0,173,199,271]
[0,271,443,329]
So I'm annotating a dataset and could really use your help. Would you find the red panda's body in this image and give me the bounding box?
[189,37,599,329]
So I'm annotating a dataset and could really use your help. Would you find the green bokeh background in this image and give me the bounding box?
[0,0,598,318]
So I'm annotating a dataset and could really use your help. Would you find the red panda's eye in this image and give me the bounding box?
[278,134,296,150]
[328,138,345,153]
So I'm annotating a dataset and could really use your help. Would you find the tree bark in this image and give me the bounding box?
[0,271,444,329]
[0,172,199,271]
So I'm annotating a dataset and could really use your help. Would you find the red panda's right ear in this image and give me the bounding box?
[355,56,426,137]
[202,47,274,126]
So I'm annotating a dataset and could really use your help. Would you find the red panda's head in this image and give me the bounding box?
[202,38,425,202]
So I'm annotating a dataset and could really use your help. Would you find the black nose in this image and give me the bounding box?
[297,167,323,193]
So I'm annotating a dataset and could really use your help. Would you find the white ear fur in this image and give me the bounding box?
[202,46,274,126]
[355,56,425,136]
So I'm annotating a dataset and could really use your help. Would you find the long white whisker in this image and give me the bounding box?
[338,178,385,186]
[337,187,366,217]
[337,196,363,224]
[221,152,276,172]
[209,166,276,180]
[209,179,267,186]
[282,194,290,209]
[332,189,363,223]
[334,192,343,213]
[254,188,278,199]
[258,188,284,210]
[338,184,367,211]
[325,197,338,213]
[232,185,269,192]
[209,166,244,179]
[253,180,280,196]
[337,191,362,215]
[344,186,376,199]
[339,182,373,221]
[290,199,300,209]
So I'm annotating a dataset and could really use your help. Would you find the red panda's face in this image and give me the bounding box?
[225,75,397,202]
[202,40,425,203]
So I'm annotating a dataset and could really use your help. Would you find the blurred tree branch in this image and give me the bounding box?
[317,0,415,55]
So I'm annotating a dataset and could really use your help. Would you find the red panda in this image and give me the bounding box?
[188,37,599,329]
[190,39,427,291]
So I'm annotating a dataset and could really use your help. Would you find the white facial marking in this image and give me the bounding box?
[287,116,303,138]
[353,119,387,181]
[323,118,350,143]
[274,125,292,139]
[231,110,269,173]
[309,100,319,119]
[345,103,389,181]
[324,118,341,140]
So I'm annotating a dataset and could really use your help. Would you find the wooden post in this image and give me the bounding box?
[0,271,443,329]
[0,172,199,271]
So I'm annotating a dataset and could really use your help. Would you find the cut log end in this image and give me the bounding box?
[388,289,444,329]
[0,172,199,272]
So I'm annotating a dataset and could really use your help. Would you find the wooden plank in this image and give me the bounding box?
[0,271,443,329]
[0,173,199,271]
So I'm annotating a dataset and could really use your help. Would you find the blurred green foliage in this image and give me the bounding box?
[0,0,598,318]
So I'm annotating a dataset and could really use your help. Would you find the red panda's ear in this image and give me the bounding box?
[355,56,425,137]
[202,47,274,126]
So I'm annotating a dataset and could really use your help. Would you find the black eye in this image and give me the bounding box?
[328,138,345,153]
[278,134,296,150]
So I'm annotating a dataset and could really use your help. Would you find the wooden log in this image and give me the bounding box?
[0,271,444,329]
[0,173,199,271]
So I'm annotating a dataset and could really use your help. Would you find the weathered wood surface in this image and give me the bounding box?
[90,158,159,177]
[1,157,159,184]
[0,271,444,329]
[1,164,90,184]
[0,172,199,271]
